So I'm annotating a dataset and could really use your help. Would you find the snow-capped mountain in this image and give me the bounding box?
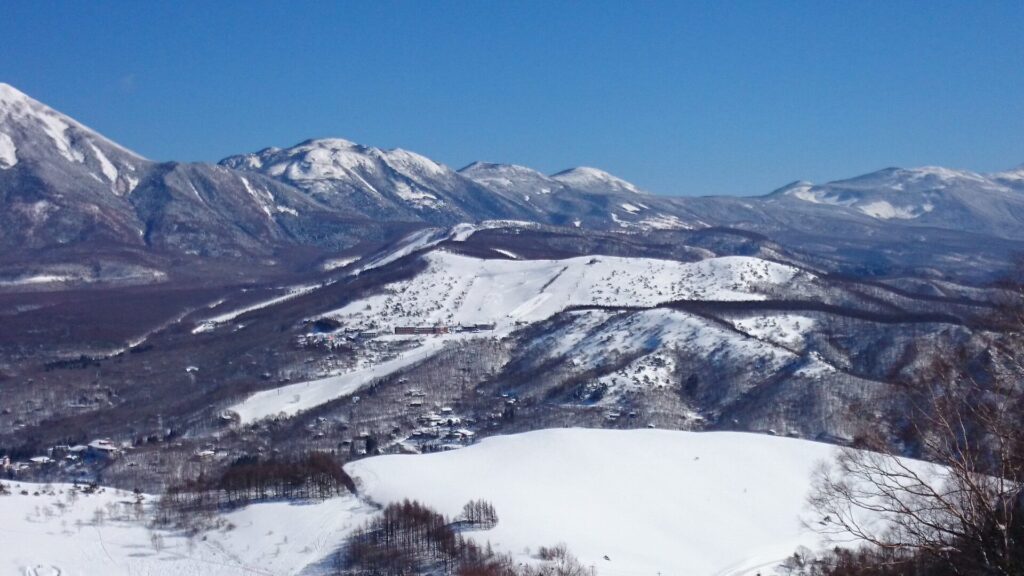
[459,161,689,230]
[220,139,542,224]
[0,84,388,284]
[2,80,1024,288]
[0,83,153,255]
[551,166,647,195]
[766,166,1024,237]
[458,161,573,197]
[0,83,146,193]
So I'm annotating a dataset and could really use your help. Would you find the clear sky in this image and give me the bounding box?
[2,1,1022,196]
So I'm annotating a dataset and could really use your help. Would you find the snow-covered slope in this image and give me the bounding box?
[0,482,371,576]
[222,252,817,423]
[229,335,455,424]
[769,166,1024,237]
[551,166,646,195]
[348,428,844,576]
[459,162,572,197]
[0,83,146,194]
[2,429,898,576]
[325,251,813,331]
[220,139,539,224]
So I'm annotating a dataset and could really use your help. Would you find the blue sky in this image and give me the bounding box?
[2,1,1022,196]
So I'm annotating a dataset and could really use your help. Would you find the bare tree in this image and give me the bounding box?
[808,332,1024,575]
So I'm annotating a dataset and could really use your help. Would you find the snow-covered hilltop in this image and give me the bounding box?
[458,161,573,196]
[1,429,883,576]
[769,165,1024,235]
[550,165,647,195]
[349,429,843,576]
[222,138,453,209]
[226,248,829,424]
[324,251,812,331]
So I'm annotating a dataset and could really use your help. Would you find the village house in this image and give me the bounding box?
[87,439,121,460]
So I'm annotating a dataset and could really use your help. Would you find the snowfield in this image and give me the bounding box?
[2,429,868,576]
[326,251,812,332]
[0,130,16,168]
[350,429,842,576]
[0,483,371,576]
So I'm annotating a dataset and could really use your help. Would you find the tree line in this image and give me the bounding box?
[337,498,589,576]
[156,451,355,527]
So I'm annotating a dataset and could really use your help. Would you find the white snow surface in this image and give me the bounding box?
[0,131,16,168]
[2,430,934,576]
[326,252,810,331]
[732,314,816,349]
[458,162,562,195]
[857,200,934,220]
[637,213,692,230]
[193,284,317,333]
[0,483,370,576]
[229,336,454,424]
[551,166,645,195]
[492,248,519,259]
[321,256,360,271]
[348,429,845,576]
[0,274,76,287]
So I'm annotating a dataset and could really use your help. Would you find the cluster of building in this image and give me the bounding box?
[2,439,124,478]
[393,323,497,335]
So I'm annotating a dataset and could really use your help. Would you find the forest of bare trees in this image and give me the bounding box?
[337,499,587,576]
[156,451,355,528]
[339,499,496,576]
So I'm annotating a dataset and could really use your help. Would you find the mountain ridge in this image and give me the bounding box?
[3,81,1024,288]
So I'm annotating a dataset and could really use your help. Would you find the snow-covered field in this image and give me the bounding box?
[351,429,840,576]
[0,483,371,576]
[1,429,855,576]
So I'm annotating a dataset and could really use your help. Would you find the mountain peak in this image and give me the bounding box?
[459,161,545,177]
[0,82,145,163]
[295,137,360,150]
[0,82,32,107]
[551,166,644,195]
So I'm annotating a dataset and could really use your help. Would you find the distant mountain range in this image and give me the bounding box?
[2,81,1024,285]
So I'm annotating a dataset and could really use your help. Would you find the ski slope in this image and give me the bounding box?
[348,429,846,576]
[230,252,815,421]
[193,284,318,334]
[325,251,812,332]
[229,336,455,424]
